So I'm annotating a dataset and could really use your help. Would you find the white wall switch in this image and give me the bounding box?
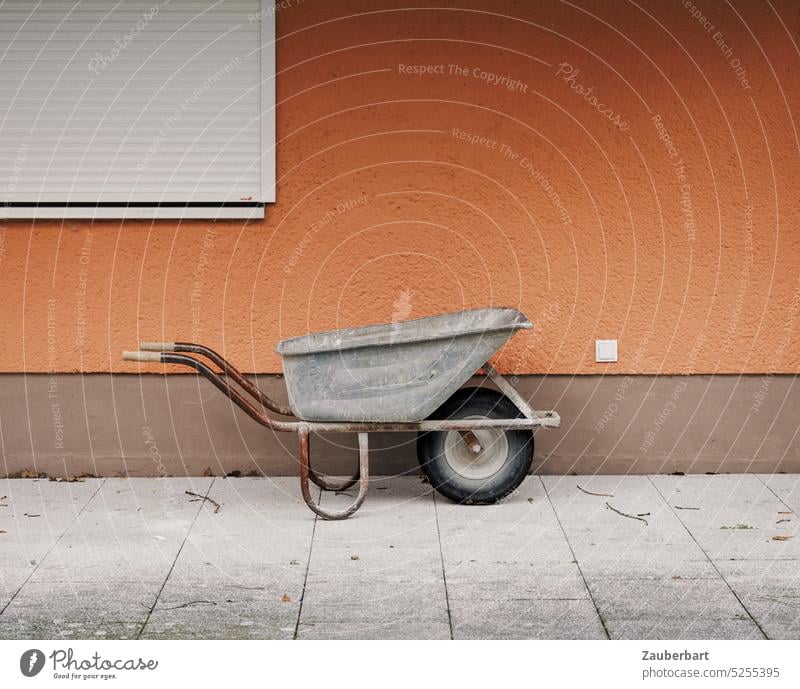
[595,339,618,363]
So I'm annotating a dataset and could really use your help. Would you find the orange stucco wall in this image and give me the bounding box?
[1,0,798,375]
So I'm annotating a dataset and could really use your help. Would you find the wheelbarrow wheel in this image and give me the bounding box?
[417,387,533,504]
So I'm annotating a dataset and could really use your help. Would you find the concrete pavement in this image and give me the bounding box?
[0,474,798,639]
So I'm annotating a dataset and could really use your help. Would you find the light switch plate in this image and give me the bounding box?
[595,339,618,363]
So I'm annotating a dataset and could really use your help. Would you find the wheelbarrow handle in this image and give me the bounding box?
[139,342,176,352]
[122,351,163,362]
[136,340,294,418]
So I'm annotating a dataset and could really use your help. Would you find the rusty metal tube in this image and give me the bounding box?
[301,416,558,432]
[141,341,294,417]
[299,428,369,520]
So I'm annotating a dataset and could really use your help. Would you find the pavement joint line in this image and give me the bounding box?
[136,477,216,639]
[432,492,454,640]
[538,475,610,639]
[0,478,106,618]
[647,475,770,639]
[293,486,320,641]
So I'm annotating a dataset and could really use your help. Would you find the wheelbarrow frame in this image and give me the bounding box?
[123,342,560,520]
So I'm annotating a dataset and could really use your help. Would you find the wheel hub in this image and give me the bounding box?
[443,415,509,480]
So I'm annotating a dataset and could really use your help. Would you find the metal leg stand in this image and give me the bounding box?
[299,428,369,520]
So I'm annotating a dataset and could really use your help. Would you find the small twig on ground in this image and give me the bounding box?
[185,491,220,513]
[637,512,651,517]
[776,518,791,524]
[674,505,700,510]
[160,600,218,610]
[577,485,614,497]
[605,501,648,525]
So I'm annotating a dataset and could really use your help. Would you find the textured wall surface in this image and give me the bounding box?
[1,0,799,375]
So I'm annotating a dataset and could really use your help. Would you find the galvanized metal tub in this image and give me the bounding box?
[275,307,532,422]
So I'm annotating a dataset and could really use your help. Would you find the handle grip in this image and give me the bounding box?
[122,351,163,363]
[139,341,176,352]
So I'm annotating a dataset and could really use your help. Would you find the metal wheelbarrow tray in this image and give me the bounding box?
[276,307,533,422]
[124,307,560,520]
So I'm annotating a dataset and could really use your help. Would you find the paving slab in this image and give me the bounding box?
[543,475,760,638]
[296,477,450,640]
[543,476,713,575]
[141,478,315,639]
[606,616,764,640]
[0,478,211,639]
[651,474,800,561]
[0,580,156,639]
[298,618,448,640]
[0,478,101,614]
[713,559,800,639]
[437,477,605,639]
[758,474,800,514]
[587,576,750,620]
[445,598,601,640]
[745,475,800,636]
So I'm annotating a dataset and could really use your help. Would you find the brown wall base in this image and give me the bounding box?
[1,373,798,477]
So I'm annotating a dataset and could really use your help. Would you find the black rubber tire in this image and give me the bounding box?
[417,387,534,504]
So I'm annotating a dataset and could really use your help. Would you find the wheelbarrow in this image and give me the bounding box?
[123,307,560,520]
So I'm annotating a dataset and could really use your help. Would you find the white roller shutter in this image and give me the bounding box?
[0,0,274,219]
